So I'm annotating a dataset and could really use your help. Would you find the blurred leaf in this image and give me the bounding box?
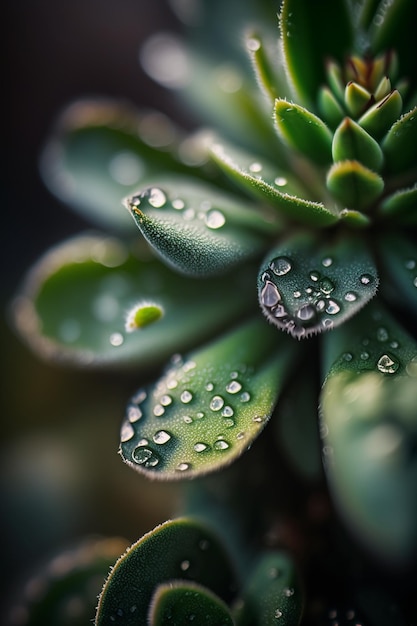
[332,118,384,172]
[120,317,297,480]
[13,234,257,368]
[326,160,384,209]
[382,106,417,174]
[379,185,417,224]
[377,234,417,312]
[95,518,237,625]
[358,90,403,140]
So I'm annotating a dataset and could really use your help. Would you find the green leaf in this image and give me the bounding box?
[379,185,417,224]
[339,208,372,227]
[245,31,291,104]
[125,178,274,276]
[95,518,237,625]
[317,86,345,130]
[234,552,303,625]
[377,234,417,313]
[332,118,384,171]
[12,234,256,368]
[326,160,384,209]
[209,138,339,227]
[358,90,403,140]
[149,581,234,626]
[274,100,333,166]
[382,106,417,174]
[258,232,379,338]
[344,81,373,118]
[280,0,353,107]
[320,301,417,564]
[40,99,191,231]
[120,317,297,479]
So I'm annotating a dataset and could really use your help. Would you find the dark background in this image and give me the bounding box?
[2,0,187,616]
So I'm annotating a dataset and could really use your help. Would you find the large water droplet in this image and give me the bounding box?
[221,406,234,417]
[322,257,333,267]
[377,354,399,374]
[153,404,165,417]
[210,395,224,411]
[261,280,281,307]
[226,380,242,394]
[153,430,172,444]
[270,256,292,276]
[148,187,167,208]
[109,332,124,346]
[128,405,142,422]
[274,176,287,187]
[249,161,262,173]
[160,394,173,406]
[132,446,160,467]
[214,439,230,451]
[325,299,341,315]
[120,421,135,443]
[319,277,334,294]
[296,303,316,321]
[247,37,261,51]
[180,390,193,403]
[205,210,225,229]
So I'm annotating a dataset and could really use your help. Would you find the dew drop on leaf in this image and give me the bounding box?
[213,439,230,451]
[120,421,135,443]
[210,395,225,411]
[226,380,242,394]
[205,210,226,229]
[153,430,172,445]
[270,257,292,276]
[180,390,193,403]
[109,332,124,346]
[194,443,208,453]
[177,463,191,472]
[377,354,399,374]
[274,176,287,186]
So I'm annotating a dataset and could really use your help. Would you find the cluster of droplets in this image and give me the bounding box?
[260,255,374,338]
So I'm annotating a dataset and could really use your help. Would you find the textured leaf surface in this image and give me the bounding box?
[40,100,191,231]
[13,234,256,367]
[126,178,275,276]
[320,301,417,564]
[382,106,417,174]
[258,232,378,338]
[280,0,353,107]
[326,160,384,209]
[209,139,339,227]
[358,90,402,140]
[120,318,297,479]
[274,100,333,166]
[149,581,234,626]
[96,518,236,625]
[234,552,303,625]
[379,185,417,224]
[332,117,384,172]
[245,31,291,104]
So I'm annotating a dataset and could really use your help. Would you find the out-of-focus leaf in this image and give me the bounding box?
[245,31,291,104]
[326,160,384,209]
[318,86,345,129]
[320,301,417,565]
[379,185,417,224]
[120,317,297,480]
[332,118,384,172]
[12,234,257,368]
[358,90,402,140]
[258,232,378,338]
[344,81,373,119]
[95,518,237,625]
[382,106,417,174]
[377,234,417,312]
[125,178,276,276]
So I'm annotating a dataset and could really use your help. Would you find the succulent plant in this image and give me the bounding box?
[12,0,417,623]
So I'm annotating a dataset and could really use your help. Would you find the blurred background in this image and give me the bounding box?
[3,0,188,616]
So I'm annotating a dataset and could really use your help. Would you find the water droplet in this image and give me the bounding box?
[180,559,190,570]
[405,259,416,270]
[177,462,190,472]
[153,430,172,444]
[205,210,225,229]
[148,187,167,208]
[120,421,135,442]
[132,446,160,467]
[237,431,245,439]
[414,277,417,287]
[137,438,149,447]
[319,277,334,294]
[274,176,287,186]
[310,271,320,282]
[153,404,165,417]
[210,395,224,411]
[247,37,261,51]
[360,273,373,285]
[249,161,262,173]
[377,327,389,342]
[293,290,301,298]
[194,442,208,453]
[183,415,193,424]
[214,439,230,450]
[325,299,341,315]
[183,207,195,220]
[240,391,251,402]
[160,394,173,406]
[322,257,333,267]
[322,318,334,329]
[196,411,204,419]
[222,406,234,417]
[360,351,370,360]
[343,352,353,361]
[377,354,399,374]
[390,340,399,349]
[344,291,357,302]
[261,281,281,307]
[181,390,193,403]
[109,332,124,346]
[270,256,292,276]
[183,360,196,372]
[296,304,316,321]
[167,379,178,389]
[275,609,283,619]
[283,587,295,597]
[226,380,242,394]
[253,415,265,423]
[205,382,214,391]
[128,405,142,422]
[172,198,185,210]
[230,371,239,379]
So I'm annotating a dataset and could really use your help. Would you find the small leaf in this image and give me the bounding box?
[274,99,333,166]
[12,234,257,368]
[320,301,417,564]
[382,106,417,174]
[326,160,384,209]
[96,518,237,625]
[120,317,297,480]
[280,0,353,107]
[126,178,274,276]
[377,233,417,313]
[318,86,345,129]
[245,31,290,104]
[234,552,303,626]
[332,118,384,171]
[149,581,234,626]
[339,208,372,228]
[258,232,379,338]
[344,81,373,118]
[358,90,403,140]
[379,185,417,224]
[209,138,339,227]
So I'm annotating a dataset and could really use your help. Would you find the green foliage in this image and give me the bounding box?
[11,0,417,623]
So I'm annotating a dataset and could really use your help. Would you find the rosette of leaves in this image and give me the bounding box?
[13,0,417,623]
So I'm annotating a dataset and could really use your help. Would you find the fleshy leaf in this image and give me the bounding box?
[125,178,276,276]
[13,234,257,368]
[279,0,353,107]
[377,234,417,313]
[357,90,403,140]
[344,81,372,118]
[320,301,417,564]
[119,317,297,480]
[317,86,345,129]
[326,160,384,209]
[245,31,291,104]
[149,581,234,626]
[40,100,192,231]
[379,185,417,224]
[332,118,384,172]
[258,232,378,338]
[274,100,333,166]
[95,518,237,625]
[382,106,417,174]
[209,139,339,227]
[234,552,303,625]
